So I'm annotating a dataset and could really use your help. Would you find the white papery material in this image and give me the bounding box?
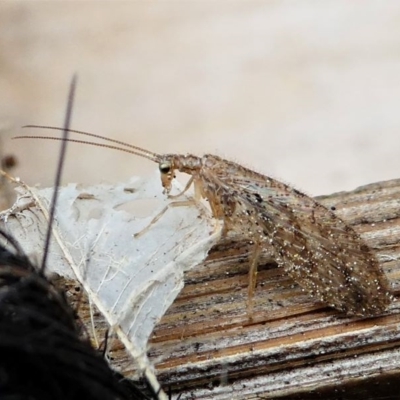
[0,173,220,399]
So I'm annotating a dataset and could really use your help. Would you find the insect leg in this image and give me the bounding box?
[168,176,194,199]
[247,242,262,315]
[134,200,197,238]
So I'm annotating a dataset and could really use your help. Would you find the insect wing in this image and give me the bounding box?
[208,158,391,316]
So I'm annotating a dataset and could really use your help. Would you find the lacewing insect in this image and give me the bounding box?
[14,126,392,317]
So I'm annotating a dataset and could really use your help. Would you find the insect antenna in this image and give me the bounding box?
[16,124,161,163]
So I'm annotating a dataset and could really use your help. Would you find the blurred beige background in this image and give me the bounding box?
[1,1,400,195]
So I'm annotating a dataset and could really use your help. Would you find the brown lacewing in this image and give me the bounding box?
[14,126,392,317]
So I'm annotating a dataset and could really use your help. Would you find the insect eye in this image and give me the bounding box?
[159,163,171,174]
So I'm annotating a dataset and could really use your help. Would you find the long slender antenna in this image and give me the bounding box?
[13,135,160,163]
[40,75,77,273]
[21,124,160,161]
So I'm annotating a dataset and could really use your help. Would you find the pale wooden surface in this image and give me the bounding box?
[62,178,400,399]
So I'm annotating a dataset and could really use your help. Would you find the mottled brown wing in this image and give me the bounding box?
[207,158,391,316]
